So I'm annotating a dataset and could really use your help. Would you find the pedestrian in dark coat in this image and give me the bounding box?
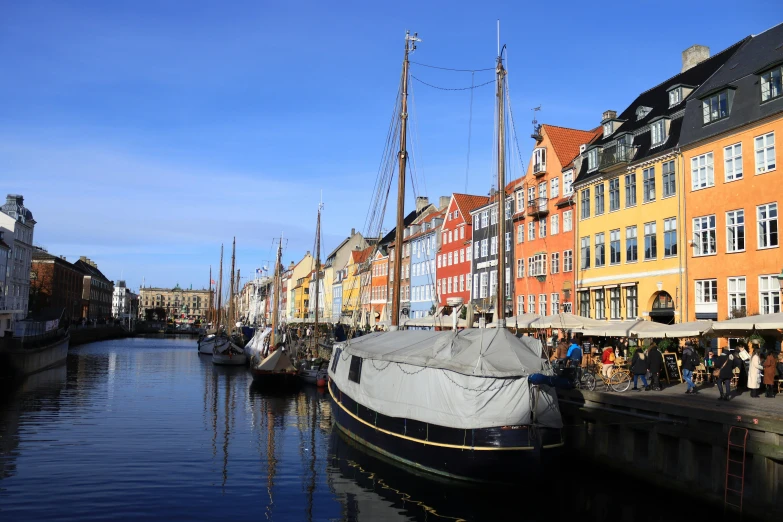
[763,351,777,398]
[631,349,650,391]
[647,343,664,391]
[715,349,740,401]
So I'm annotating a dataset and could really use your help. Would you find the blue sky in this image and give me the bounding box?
[1,1,780,291]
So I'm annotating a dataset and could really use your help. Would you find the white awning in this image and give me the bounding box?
[630,320,713,338]
[580,319,643,337]
[485,313,541,329]
[530,313,605,330]
[712,313,783,332]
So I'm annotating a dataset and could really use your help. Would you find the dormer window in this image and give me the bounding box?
[702,90,731,124]
[668,87,682,107]
[603,122,613,137]
[650,119,667,146]
[587,148,599,171]
[636,106,652,120]
[760,65,782,102]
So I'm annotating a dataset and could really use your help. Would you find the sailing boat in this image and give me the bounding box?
[299,202,329,387]
[213,237,247,366]
[326,31,563,482]
[249,235,298,386]
[199,249,222,354]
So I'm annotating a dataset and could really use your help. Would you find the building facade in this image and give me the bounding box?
[515,125,599,318]
[285,253,313,321]
[370,248,389,324]
[322,229,369,323]
[408,210,443,320]
[332,267,346,323]
[0,194,36,328]
[678,27,783,324]
[139,284,212,324]
[73,257,114,321]
[0,232,11,335]
[437,193,488,310]
[573,42,743,324]
[30,249,84,321]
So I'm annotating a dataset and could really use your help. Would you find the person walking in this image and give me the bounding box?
[704,350,715,383]
[747,343,763,398]
[681,341,700,394]
[647,343,664,391]
[715,348,739,401]
[763,350,777,398]
[631,348,650,391]
[601,344,615,379]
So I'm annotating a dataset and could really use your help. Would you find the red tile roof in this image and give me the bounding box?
[453,193,490,225]
[542,124,602,169]
[352,246,374,264]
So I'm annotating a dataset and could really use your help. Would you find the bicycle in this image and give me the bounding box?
[581,364,632,392]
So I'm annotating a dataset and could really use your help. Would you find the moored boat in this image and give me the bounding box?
[212,336,246,366]
[250,348,298,387]
[299,359,328,386]
[197,333,216,354]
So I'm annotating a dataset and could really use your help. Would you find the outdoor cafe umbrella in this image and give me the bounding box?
[579,319,643,337]
[530,313,604,330]
[630,320,713,339]
[712,312,783,332]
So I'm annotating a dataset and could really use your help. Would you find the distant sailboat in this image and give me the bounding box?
[299,201,328,387]
[213,238,246,366]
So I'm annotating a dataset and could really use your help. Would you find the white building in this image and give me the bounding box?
[0,195,36,336]
[0,231,11,335]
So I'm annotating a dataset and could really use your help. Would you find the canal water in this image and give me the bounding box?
[0,337,725,521]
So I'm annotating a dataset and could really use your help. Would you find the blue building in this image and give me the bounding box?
[407,210,443,323]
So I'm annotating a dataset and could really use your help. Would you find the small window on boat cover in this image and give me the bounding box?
[348,356,363,384]
[330,348,342,373]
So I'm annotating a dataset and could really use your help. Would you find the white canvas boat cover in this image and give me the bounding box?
[580,319,642,337]
[712,313,783,331]
[630,320,713,338]
[244,327,272,359]
[330,329,562,430]
[255,348,296,372]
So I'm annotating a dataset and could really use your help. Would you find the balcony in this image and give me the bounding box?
[533,162,546,177]
[599,143,634,169]
[526,197,549,217]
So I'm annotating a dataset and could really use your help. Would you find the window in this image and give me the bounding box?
[695,279,718,304]
[727,277,746,317]
[538,182,547,202]
[563,250,573,272]
[609,178,619,211]
[517,295,524,316]
[662,161,676,197]
[534,147,547,170]
[517,259,524,278]
[595,233,605,267]
[437,279,442,298]
[481,211,489,228]
[459,248,465,263]
[490,270,498,297]
[563,170,574,196]
[527,257,533,276]
[479,272,488,298]
[516,191,524,213]
[760,66,782,102]
[724,143,742,181]
[517,224,524,244]
[663,218,677,257]
[505,200,512,220]
[331,348,342,372]
[480,238,488,257]
[702,91,728,124]
[692,215,717,256]
[644,222,657,260]
[491,208,498,225]
[551,293,560,315]
[625,173,636,207]
[448,231,453,244]
[527,187,535,203]
[473,274,478,297]
[474,242,480,259]
[551,252,560,274]
[643,167,656,202]
[726,210,745,252]
[551,214,559,235]
[588,149,598,171]
[594,183,605,215]
[528,295,535,314]
[563,210,573,232]
[539,294,547,316]
[651,119,666,145]
[348,356,363,384]
[505,232,511,252]
[490,236,497,255]
[594,289,605,320]
[755,132,776,173]
[580,237,591,269]
[757,203,778,248]
[460,226,465,239]
[448,252,453,266]
[603,122,613,137]
[581,188,590,219]
[759,275,781,314]
[466,246,471,262]
[528,222,535,241]
[691,152,714,189]
[448,278,452,294]
[539,219,547,238]
[610,229,621,264]
[531,253,547,277]
[550,177,559,199]
[626,286,638,319]
[474,215,480,231]
[579,291,591,318]
[668,87,681,107]
[609,288,621,319]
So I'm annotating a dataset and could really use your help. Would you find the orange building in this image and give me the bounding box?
[679,27,783,325]
[514,124,601,317]
[369,248,389,325]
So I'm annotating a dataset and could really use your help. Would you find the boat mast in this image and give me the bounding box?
[271,236,283,351]
[208,265,213,326]
[217,244,224,331]
[495,43,508,328]
[391,30,419,330]
[229,237,236,331]
[312,201,323,353]
[236,268,241,326]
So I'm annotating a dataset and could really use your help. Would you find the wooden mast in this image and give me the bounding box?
[391,31,419,330]
[229,237,236,331]
[208,265,213,327]
[216,244,224,330]
[495,47,508,328]
[236,268,241,326]
[312,202,323,353]
[271,236,283,351]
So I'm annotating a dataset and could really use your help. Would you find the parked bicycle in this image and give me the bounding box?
[581,364,632,392]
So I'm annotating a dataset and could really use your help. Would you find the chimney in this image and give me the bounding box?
[5,194,23,206]
[438,196,450,210]
[79,256,87,262]
[602,110,617,122]
[415,196,429,213]
[681,45,710,73]
[351,228,356,236]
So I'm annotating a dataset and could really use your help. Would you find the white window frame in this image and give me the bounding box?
[551,214,559,235]
[726,209,745,253]
[757,203,778,249]
[539,219,546,238]
[539,294,547,316]
[695,279,718,304]
[550,177,559,199]
[692,215,717,256]
[755,132,776,174]
[528,221,535,241]
[724,143,743,182]
[691,152,714,190]
[528,294,535,314]
[551,293,560,315]
[516,191,525,213]
[727,277,746,318]
[479,272,488,298]
[761,66,782,102]
[481,239,488,257]
[595,232,605,267]
[563,210,572,232]
[563,170,574,196]
[651,119,665,145]
[517,258,524,278]
[517,223,524,244]
[517,295,525,316]
[490,236,498,256]
[759,275,781,314]
[551,252,559,274]
[563,250,573,273]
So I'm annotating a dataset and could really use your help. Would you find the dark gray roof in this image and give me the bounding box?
[680,23,783,147]
[1,194,34,222]
[73,259,111,283]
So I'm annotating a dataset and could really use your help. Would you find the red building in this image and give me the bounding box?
[436,193,489,308]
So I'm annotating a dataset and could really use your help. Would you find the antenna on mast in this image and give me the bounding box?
[531,105,543,141]
[497,20,500,58]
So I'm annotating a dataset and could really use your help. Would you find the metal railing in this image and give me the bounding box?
[533,162,546,176]
[526,197,549,215]
[599,144,634,169]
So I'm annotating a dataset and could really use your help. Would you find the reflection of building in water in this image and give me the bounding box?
[0,365,67,481]
[203,366,238,491]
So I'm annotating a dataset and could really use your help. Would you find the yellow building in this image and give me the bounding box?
[341,247,372,322]
[292,273,311,319]
[573,45,740,324]
[285,252,313,320]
